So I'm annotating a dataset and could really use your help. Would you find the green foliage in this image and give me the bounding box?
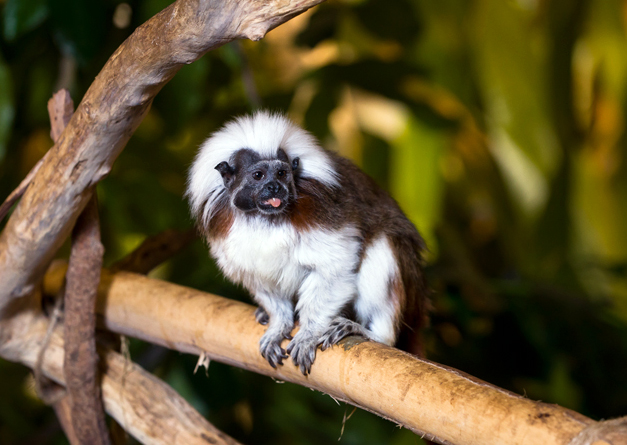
[47,0,109,64]
[2,0,48,42]
[0,54,14,161]
[2,0,627,443]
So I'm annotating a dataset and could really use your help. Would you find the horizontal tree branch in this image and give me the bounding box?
[0,308,239,445]
[41,262,606,445]
[0,0,325,314]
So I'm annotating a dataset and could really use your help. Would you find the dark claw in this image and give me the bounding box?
[287,334,317,376]
[259,333,289,369]
[318,318,367,351]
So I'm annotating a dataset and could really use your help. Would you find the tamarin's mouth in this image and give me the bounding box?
[264,198,282,208]
[258,196,287,213]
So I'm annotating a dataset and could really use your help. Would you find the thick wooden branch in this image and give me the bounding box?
[41,263,610,445]
[0,0,325,313]
[0,309,239,445]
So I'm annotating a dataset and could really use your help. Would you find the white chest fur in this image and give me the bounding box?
[210,215,361,299]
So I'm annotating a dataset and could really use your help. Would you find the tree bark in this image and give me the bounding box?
[64,195,110,445]
[40,263,613,445]
[43,88,111,445]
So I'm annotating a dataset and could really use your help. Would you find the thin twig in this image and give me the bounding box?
[47,89,74,142]
[110,227,197,275]
[45,89,110,444]
[34,295,65,405]
[64,194,110,445]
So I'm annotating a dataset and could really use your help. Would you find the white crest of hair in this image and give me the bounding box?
[187,111,339,226]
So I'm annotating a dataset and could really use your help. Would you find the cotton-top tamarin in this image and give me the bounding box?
[187,112,428,375]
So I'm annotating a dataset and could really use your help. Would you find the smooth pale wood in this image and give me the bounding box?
[0,0,325,313]
[43,263,598,445]
[0,308,240,445]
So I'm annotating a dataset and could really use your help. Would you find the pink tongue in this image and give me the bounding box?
[266,198,282,208]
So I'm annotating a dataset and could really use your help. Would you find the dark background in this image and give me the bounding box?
[1,0,627,443]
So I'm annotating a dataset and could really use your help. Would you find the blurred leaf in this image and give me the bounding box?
[304,82,339,140]
[471,0,560,180]
[353,0,421,44]
[413,1,478,107]
[3,0,48,41]
[390,115,445,254]
[47,0,108,63]
[155,57,211,131]
[361,132,390,189]
[25,62,55,126]
[0,55,15,162]
[295,3,340,48]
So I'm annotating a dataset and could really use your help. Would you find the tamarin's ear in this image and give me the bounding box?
[291,157,300,171]
[215,161,235,186]
[277,148,289,162]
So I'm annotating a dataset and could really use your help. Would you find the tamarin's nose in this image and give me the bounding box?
[266,181,280,194]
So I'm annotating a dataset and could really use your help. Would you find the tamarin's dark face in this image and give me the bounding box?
[215,148,299,215]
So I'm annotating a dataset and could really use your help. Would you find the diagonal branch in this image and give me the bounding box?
[0,0,326,314]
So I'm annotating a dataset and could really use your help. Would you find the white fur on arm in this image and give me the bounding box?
[255,292,295,339]
[355,235,402,346]
[293,226,361,336]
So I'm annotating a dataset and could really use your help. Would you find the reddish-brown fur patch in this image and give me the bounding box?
[289,178,333,231]
[207,204,234,240]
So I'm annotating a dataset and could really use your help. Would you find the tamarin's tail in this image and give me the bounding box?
[393,232,430,357]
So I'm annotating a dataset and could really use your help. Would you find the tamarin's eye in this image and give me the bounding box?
[277,170,286,177]
[252,171,264,180]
